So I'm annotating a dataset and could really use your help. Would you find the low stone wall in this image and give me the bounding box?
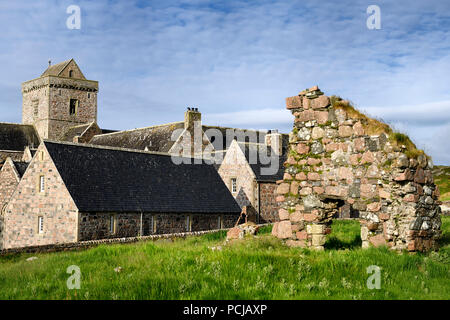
[0,223,272,256]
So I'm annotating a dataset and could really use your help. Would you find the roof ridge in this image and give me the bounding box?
[92,121,184,138]
[0,122,34,126]
[202,125,270,134]
[43,140,206,160]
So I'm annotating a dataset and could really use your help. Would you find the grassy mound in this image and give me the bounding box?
[0,218,449,300]
[433,165,450,201]
[330,96,425,159]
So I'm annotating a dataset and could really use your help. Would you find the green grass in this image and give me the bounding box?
[0,218,449,300]
[433,165,450,201]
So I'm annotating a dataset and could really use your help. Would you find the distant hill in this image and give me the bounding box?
[433,165,450,202]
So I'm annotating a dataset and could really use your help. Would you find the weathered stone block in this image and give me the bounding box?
[276,183,290,195]
[278,209,289,220]
[296,143,310,154]
[369,234,386,247]
[277,221,293,239]
[338,125,352,137]
[296,230,308,240]
[311,127,325,139]
[310,95,330,109]
[286,96,302,110]
[312,234,326,246]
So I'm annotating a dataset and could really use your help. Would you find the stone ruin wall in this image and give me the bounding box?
[272,86,441,252]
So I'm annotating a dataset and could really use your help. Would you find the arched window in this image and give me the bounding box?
[69,70,73,77]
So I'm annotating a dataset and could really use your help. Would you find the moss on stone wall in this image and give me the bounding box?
[330,95,425,159]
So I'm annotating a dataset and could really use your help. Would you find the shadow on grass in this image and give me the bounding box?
[438,232,450,247]
[325,235,362,250]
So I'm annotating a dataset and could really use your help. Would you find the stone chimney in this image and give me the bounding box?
[265,129,283,155]
[184,107,202,131]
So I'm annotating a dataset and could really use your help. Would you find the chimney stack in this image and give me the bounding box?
[265,129,282,155]
[184,107,201,131]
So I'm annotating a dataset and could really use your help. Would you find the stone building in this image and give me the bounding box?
[22,59,99,141]
[217,138,286,223]
[1,141,240,249]
[0,58,289,249]
[272,86,441,252]
[89,108,290,222]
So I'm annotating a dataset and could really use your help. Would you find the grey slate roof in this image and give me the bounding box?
[0,123,40,151]
[44,141,241,214]
[13,161,29,178]
[60,123,91,142]
[202,126,268,151]
[237,142,286,182]
[41,60,72,77]
[90,122,185,153]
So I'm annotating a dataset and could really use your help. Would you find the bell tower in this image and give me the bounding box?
[21,59,98,140]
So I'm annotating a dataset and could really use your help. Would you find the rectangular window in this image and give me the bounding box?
[39,175,45,193]
[88,92,91,99]
[231,178,237,193]
[150,215,156,233]
[69,99,79,115]
[38,216,44,234]
[185,215,191,232]
[109,215,116,234]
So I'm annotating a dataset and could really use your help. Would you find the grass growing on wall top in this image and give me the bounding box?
[0,218,449,300]
[330,95,425,159]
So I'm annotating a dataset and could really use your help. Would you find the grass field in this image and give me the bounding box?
[0,218,449,300]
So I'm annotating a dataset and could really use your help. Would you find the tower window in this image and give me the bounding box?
[69,70,73,78]
[69,99,78,115]
[87,93,91,99]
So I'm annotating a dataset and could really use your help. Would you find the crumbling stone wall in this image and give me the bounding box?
[272,86,441,252]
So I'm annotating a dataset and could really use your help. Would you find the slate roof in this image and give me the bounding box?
[60,123,91,142]
[90,122,185,152]
[44,141,241,214]
[0,123,40,151]
[41,60,72,77]
[237,142,286,182]
[202,126,268,151]
[13,161,29,178]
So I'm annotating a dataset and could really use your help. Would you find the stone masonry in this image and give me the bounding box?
[272,86,441,252]
[22,60,98,140]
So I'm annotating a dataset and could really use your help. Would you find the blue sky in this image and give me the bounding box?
[0,0,449,164]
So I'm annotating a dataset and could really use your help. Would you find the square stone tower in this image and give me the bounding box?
[21,59,98,140]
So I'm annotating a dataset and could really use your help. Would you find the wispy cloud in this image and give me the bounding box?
[0,0,449,163]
